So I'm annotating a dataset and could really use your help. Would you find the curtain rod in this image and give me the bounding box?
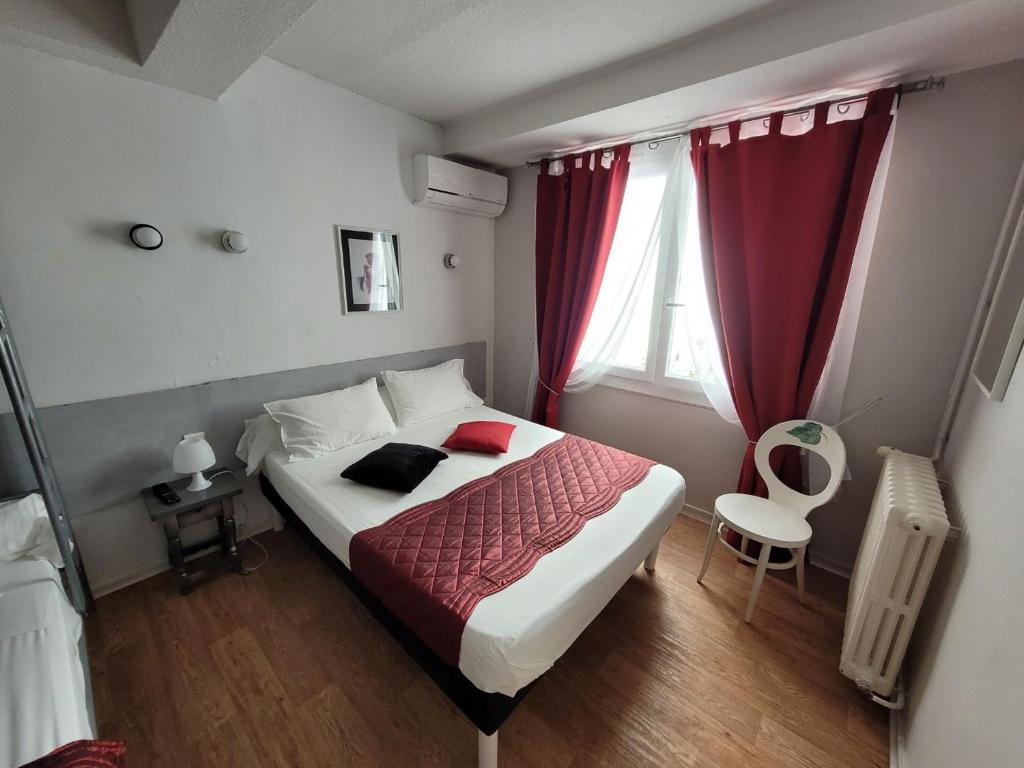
[524,76,945,167]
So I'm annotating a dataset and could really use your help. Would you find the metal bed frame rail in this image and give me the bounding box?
[0,295,94,615]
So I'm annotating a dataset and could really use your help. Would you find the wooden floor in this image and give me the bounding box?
[87,515,888,768]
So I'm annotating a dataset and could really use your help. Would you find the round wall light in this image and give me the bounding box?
[443,253,460,269]
[129,224,163,250]
[221,230,249,254]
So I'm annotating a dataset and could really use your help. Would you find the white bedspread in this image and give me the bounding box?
[264,405,685,696]
[0,558,93,768]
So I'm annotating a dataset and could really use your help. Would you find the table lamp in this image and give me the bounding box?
[173,435,216,492]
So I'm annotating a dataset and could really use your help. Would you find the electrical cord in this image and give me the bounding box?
[236,497,269,574]
[240,535,269,574]
[832,397,883,429]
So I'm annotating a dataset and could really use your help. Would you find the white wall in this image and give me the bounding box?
[814,59,1024,570]
[493,165,537,418]
[492,59,1024,574]
[0,44,494,593]
[903,357,1024,767]
[0,48,494,409]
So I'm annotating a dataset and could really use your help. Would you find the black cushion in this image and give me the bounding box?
[340,442,448,493]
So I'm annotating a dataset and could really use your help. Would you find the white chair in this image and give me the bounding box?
[696,419,846,623]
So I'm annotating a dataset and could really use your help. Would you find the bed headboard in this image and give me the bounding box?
[0,341,486,516]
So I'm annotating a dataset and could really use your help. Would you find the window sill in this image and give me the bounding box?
[596,374,713,409]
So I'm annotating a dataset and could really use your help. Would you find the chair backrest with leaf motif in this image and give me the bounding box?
[753,420,846,517]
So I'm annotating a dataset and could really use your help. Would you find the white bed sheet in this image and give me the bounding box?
[263,405,685,696]
[0,558,93,768]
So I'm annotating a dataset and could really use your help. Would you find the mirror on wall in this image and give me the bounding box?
[972,163,1024,401]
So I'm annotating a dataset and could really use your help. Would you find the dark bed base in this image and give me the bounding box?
[258,473,534,736]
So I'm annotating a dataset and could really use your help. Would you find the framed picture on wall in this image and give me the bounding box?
[335,226,403,314]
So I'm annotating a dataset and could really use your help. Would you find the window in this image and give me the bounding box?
[574,140,712,404]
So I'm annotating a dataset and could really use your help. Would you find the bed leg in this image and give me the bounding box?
[644,542,660,572]
[478,730,498,768]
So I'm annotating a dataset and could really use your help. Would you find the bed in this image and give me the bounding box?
[0,557,95,768]
[260,404,685,766]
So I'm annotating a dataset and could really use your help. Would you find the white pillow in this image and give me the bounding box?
[378,384,398,423]
[235,414,285,475]
[381,359,483,426]
[0,493,62,566]
[264,378,397,461]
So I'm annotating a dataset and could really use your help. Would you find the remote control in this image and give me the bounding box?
[152,482,180,505]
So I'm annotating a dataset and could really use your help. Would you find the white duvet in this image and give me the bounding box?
[263,405,685,696]
[0,558,93,768]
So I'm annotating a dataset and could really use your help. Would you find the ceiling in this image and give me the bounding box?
[1,0,1023,167]
[267,0,792,124]
[442,0,1024,165]
[0,0,318,98]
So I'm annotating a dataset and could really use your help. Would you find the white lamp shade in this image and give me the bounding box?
[173,436,215,474]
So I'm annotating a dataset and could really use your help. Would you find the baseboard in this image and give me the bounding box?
[679,503,712,523]
[680,502,854,579]
[93,563,171,598]
[91,521,276,598]
[807,550,853,579]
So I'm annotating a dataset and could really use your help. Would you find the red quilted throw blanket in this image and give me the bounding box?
[349,433,655,666]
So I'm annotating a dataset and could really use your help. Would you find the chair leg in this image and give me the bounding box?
[796,546,807,605]
[745,542,771,623]
[696,512,718,584]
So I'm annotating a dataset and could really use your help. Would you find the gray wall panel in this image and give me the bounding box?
[0,342,486,515]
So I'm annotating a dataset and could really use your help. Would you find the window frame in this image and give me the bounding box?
[596,149,710,407]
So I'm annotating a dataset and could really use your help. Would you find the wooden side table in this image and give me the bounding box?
[143,469,244,595]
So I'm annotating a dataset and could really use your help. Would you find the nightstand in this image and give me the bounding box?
[143,469,244,595]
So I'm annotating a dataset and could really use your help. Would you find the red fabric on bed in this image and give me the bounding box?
[21,740,126,768]
[349,433,655,666]
[442,421,516,454]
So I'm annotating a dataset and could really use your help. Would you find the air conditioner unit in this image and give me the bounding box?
[413,155,507,218]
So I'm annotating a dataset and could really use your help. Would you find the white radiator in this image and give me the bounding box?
[841,447,949,705]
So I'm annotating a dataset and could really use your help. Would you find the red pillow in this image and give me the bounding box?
[21,740,126,767]
[442,421,516,454]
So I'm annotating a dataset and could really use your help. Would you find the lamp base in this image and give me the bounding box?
[186,471,212,492]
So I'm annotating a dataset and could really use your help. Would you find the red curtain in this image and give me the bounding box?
[531,146,630,427]
[691,89,895,495]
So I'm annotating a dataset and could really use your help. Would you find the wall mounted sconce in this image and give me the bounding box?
[221,231,248,254]
[129,224,163,250]
[443,253,460,269]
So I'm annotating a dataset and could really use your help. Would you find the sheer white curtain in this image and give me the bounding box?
[567,140,684,391]
[804,112,897,487]
[564,137,741,426]
[808,112,896,427]
[676,171,741,424]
